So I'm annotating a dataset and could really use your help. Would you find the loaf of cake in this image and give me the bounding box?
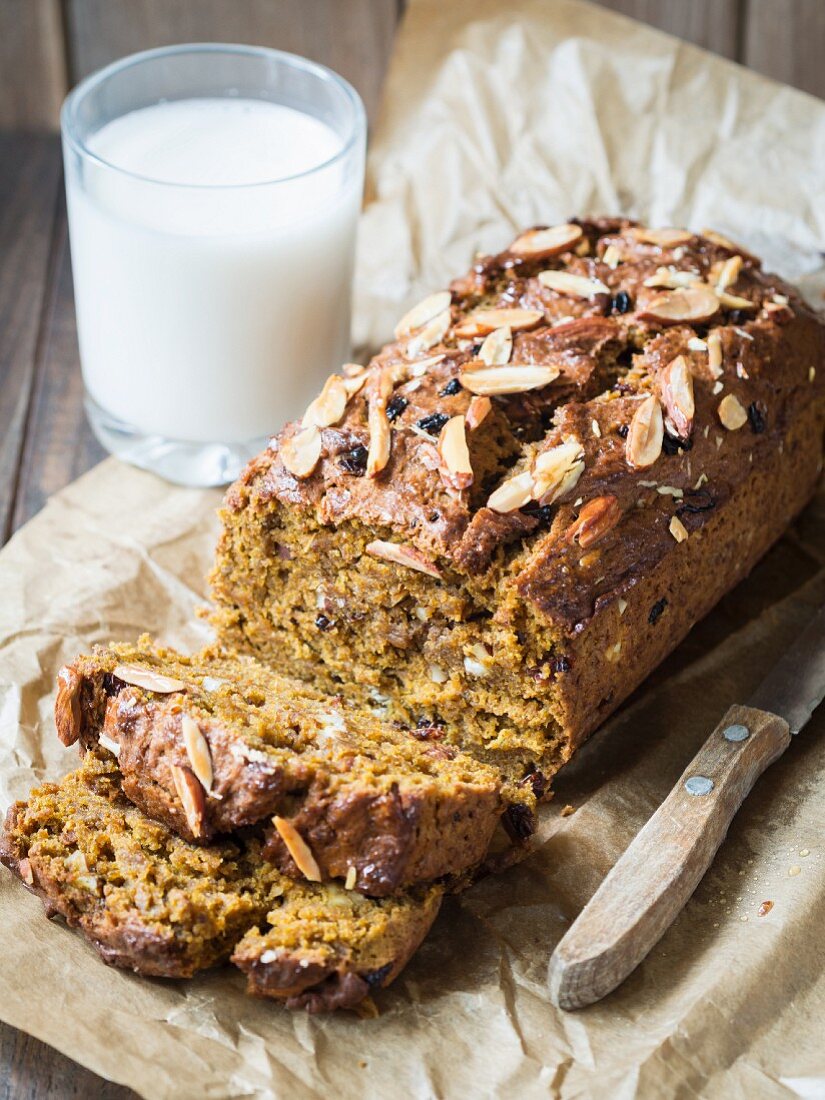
[211,218,825,792]
[55,640,510,895]
[0,751,442,1011]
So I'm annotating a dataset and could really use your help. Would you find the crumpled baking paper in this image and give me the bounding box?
[1,1,824,1096]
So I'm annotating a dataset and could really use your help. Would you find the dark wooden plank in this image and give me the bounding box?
[65,0,401,124]
[590,0,739,57]
[0,134,63,543]
[0,0,67,130]
[0,1023,136,1100]
[10,203,105,534]
[743,0,825,100]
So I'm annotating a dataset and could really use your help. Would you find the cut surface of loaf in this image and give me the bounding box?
[210,218,825,792]
[0,751,443,1011]
[55,641,510,896]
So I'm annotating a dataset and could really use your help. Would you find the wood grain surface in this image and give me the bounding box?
[0,1,823,1096]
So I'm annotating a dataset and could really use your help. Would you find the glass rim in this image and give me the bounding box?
[60,42,367,191]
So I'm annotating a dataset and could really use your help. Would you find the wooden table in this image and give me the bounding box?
[1,1,823,1093]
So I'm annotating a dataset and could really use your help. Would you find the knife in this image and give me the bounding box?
[548,601,825,1011]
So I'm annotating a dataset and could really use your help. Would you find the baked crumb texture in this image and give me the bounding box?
[210,218,825,794]
[0,752,442,1012]
[54,641,509,896]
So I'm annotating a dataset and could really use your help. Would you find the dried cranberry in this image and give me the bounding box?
[440,377,462,397]
[503,803,536,843]
[612,290,632,314]
[385,394,408,422]
[315,614,333,631]
[648,598,668,625]
[662,431,693,455]
[417,412,450,435]
[338,444,368,475]
[520,769,548,799]
[677,488,715,517]
[617,424,629,439]
[748,402,766,434]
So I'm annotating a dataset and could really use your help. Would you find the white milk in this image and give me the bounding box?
[66,98,361,443]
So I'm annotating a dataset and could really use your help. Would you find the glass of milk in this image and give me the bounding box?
[61,44,366,486]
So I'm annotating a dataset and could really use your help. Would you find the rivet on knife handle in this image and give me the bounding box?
[548,704,791,1011]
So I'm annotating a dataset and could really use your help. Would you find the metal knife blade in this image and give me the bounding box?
[749,601,825,734]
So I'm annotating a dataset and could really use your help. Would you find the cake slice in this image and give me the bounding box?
[210,218,825,793]
[55,640,515,896]
[0,751,443,1010]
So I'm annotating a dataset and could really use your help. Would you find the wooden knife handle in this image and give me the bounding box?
[548,704,791,1011]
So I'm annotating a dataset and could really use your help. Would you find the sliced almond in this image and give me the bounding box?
[394,291,451,339]
[113,664,186,694]
[669,515,689,543]
[626,394,664,468]
[345,865,357,890]
[18,857,34,886]
[718,393,748,430]
[365,540,442,579]
[465,395,492,431]
[602,244,621,269]
[479,325,512,366]
[509,223,583,259]
[707,330,724,377]
[181,713,213,794]
[633,227,693,247]
[643,266,701,290]
[280,425,323,479]
[342,362,365,378]
[342,370,369,397]
[170,764,206,839]
[717,291,756,311]
[537,270,609,298]
[566,495,622,549]
[98,732,121,757]
[458,364,559,395]
[407,308,451,356]
[302,374,349,428]
[660,355,695,440]
[702,228,754,259]
[408,353,446,378]
[533,440,585,505]
[637,284,720,325]
[366,388,391,478]
[55,665,82,747]
[715,255,743,292]
[487,470,535,514]
[687,336,708,351]
[272,816,322,883]
[437,415,473,491]
[455,308,543,337]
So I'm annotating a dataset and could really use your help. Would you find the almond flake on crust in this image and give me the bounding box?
[170,764,206,839]
[458,364,560,395]
[509,223,583,259]
[626,394,664,468]
[707,331,724,377]
[455,308,543,337]
[566,495,622,549]
[408,353,446,378]
[669,515,689,543]
[407,308,451,356]
[718,393,748,430]
[702,228,753,258]
[479,325,512,366]
[717,291,756,311]
[638,285,720,325]
[394,291,451,339]
[98,733,121,757]
[632,227,694,247]
[113,664,186,694]
[602,244,621,269]
[181,713,214,794]
[643,266,701,290]
[272,816,322,882]
[533,440,585,505]
[465,395,492,430]
[302,374,349,428]
[537,270,609,299]
[365,540,442,579]
[715,255,743,292]
[366,378,392,477]
[487,470,535,514]
[345,865,357,890]
[661,355,695,440]
[438,415,473,491]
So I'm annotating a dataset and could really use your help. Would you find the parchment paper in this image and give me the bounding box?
[2,1,825,1096]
